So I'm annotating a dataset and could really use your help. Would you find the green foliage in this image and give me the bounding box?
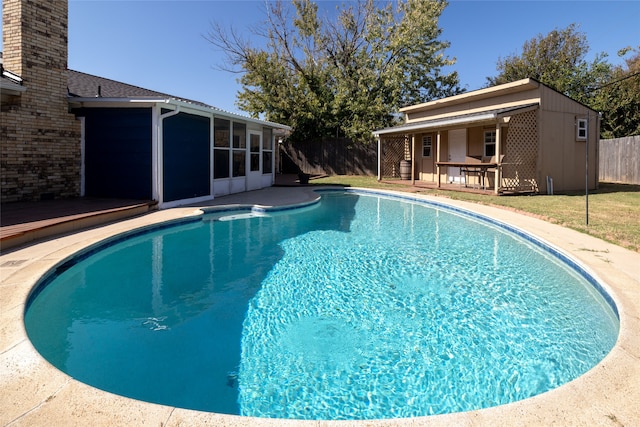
[487,25,640,138]
[207,0,461,144]
[486,24,610,105]
[592,47,640,138]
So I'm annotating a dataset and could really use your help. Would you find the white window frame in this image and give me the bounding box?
[577,118,588,141]
[262,128,274,175]
[232,121,247,177]
[484,130,496,157]
[213,117,231,180]
[422,135,432,157]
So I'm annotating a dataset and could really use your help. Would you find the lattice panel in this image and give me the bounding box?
[502,110,539,192]
[380,136,410,178]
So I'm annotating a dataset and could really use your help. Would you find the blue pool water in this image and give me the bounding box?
[25,191,619,420]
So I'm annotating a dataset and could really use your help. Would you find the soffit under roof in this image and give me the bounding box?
[1,61,26,96]
[0,79,26,96]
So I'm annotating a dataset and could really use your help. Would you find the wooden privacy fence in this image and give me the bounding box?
[280,137,377,176]
[599,135,640,184]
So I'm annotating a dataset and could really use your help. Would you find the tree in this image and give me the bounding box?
[486,24,610,105]
[593,47,640,138]
[206,0,461,143]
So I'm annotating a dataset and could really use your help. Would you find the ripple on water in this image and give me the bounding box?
[25,192,619,420]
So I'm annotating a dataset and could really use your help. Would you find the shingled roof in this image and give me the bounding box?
[67,70,212,109]
[66,69,290,130]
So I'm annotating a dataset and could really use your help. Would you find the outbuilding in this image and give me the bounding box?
[374,78,599,194]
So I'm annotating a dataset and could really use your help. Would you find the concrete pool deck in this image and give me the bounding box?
[1,186,638,426]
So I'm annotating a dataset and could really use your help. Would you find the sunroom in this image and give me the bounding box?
[68,70,291,208]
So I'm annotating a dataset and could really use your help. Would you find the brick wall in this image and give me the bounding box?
[1,0,81,202]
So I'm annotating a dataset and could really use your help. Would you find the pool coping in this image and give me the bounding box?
[1,186,639,426]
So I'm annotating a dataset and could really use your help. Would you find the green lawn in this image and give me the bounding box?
[310,176,640,253]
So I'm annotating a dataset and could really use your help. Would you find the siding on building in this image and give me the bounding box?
[162,112,211,203]
[81,108,153,199]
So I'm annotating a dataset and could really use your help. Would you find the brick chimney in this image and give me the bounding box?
[1,0,81,202]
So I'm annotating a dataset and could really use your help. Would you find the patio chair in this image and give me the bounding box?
[461,156,482,189]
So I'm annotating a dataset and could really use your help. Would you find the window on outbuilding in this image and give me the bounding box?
[422,135,432,157]
[484,130,496,157]
[577,118,587,141]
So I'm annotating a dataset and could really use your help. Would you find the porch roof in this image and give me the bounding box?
[373,103,538,137]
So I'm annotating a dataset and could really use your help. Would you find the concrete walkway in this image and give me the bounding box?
[1,186,638,426]
[193,186,321,208]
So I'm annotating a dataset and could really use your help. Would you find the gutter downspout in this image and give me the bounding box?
[156,104,181,207]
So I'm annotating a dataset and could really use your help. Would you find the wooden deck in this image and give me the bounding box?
[0,198,157,251]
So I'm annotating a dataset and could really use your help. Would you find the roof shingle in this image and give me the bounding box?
[67,70,211,108]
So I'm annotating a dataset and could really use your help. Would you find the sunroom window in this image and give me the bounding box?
[262,128,273,174]
[232,122,246,177]
[214,118,230,179]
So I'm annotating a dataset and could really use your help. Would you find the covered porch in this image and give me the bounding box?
[375,104,540,195]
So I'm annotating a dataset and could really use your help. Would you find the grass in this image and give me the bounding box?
[310,176,640,253]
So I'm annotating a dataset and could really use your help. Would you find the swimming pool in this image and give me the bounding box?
[24,190,619,421]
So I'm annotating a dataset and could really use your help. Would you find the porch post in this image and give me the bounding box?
[376,136,381,180]
[411,134,416,185]
[436,131,441,188]
[494,124,501,194]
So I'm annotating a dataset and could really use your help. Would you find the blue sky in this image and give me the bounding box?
[2,1,638,114]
